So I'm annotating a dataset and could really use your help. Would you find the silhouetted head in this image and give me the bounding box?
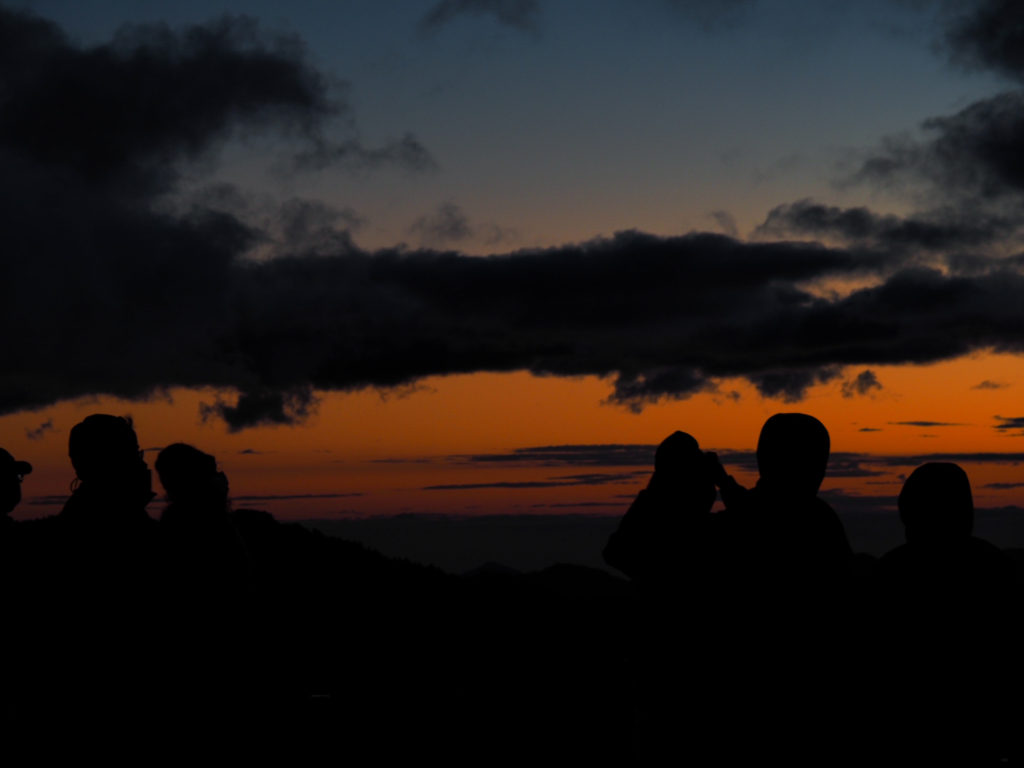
[650,430,716,512]
[156,443,228,511]
[0,448,31,517]
[69,414,145,485]
[756,413,830,498]
[899,462,974,544]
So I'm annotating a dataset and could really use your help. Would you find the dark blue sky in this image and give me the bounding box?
[16,0,1007,251]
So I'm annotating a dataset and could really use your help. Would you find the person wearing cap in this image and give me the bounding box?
[0,448,31,519]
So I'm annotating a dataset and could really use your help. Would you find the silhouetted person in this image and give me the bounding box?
[0,448,30,521]
[47,414,164,722]
[155,443,258,713]
[156,442,250,584]
[603,430,716,584]
[710,413,853,764]
[715,412,851,595]
[875,463,1016,762]
[603,431,723,762]
[61,413,154,529]
[0,448,31,717]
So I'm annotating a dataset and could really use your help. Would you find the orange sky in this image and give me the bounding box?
[5,351,1024,522]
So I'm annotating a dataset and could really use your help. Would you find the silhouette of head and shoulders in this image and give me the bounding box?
[60,413,154,530]
[733,414,840,515]
[155,442,251,584]
[603,430,717,582]
[156,443,230,528]
[717,413,851,582]
[879,462,1010,595]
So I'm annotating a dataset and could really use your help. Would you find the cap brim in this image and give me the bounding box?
[13,460,31,475]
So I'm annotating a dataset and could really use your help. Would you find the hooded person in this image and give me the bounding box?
[708,414,854,765]
[873,463,1016,763]
[714,413,851,595]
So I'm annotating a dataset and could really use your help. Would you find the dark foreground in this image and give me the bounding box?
[4,509,1024,764]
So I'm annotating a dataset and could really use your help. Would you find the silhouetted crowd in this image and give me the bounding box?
[604,413,1021,765]
[0,411,1020,763]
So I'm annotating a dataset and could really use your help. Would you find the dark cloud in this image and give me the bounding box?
[231,492,363,501]
[871,452,1024,466]
[842,369,882,398]
[425,480,569,490]
[888,420,966,427]
[848,1,1024,249]
[199,388,319,432]
[25,419,54,440]
[452,445,884,479]
[457,445,660,467]
[292,133,436,174]
[983,482,1024,490]
[942,0,1024,82]
[757,199,1017,252]
[974,379,1009,389]
[747,367,841,403]
[859,427,882,432]
[533,501,622,508]
[408,202,473,246]
[856,90,1024,204]
[10,6,1024,430]
[419,0,540,32]
[993,416,1024,432]
[424,470,643,490]
[0,8,427,429]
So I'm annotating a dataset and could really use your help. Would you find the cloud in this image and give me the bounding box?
[292,133,436,174]
[974,380,1008,389]
[419,0,540,33]
[11,5,1024,430]
[424,470,644,490]
[231,492,364,501]
[409,202,474,246]
[855,90,1024,205]
[25,419,54,440]
[199,388,319,432]
[842,370,882,398]
[859,427,882,432]
[887,420,966,427]
[870,452,1024,466]
[757,199,1017,252]
[993,416,1024,433]
[709,210,738,237]
[843,2,1024,258]
[533,501,623,508]
[456,444,661,467]
[941,0,1024,82]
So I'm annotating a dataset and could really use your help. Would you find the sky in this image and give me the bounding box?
[5,0,1024,547]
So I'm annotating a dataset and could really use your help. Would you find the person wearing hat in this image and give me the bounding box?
[0,447,31,519]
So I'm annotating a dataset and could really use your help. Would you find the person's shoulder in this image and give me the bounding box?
[966,536,1004,555]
